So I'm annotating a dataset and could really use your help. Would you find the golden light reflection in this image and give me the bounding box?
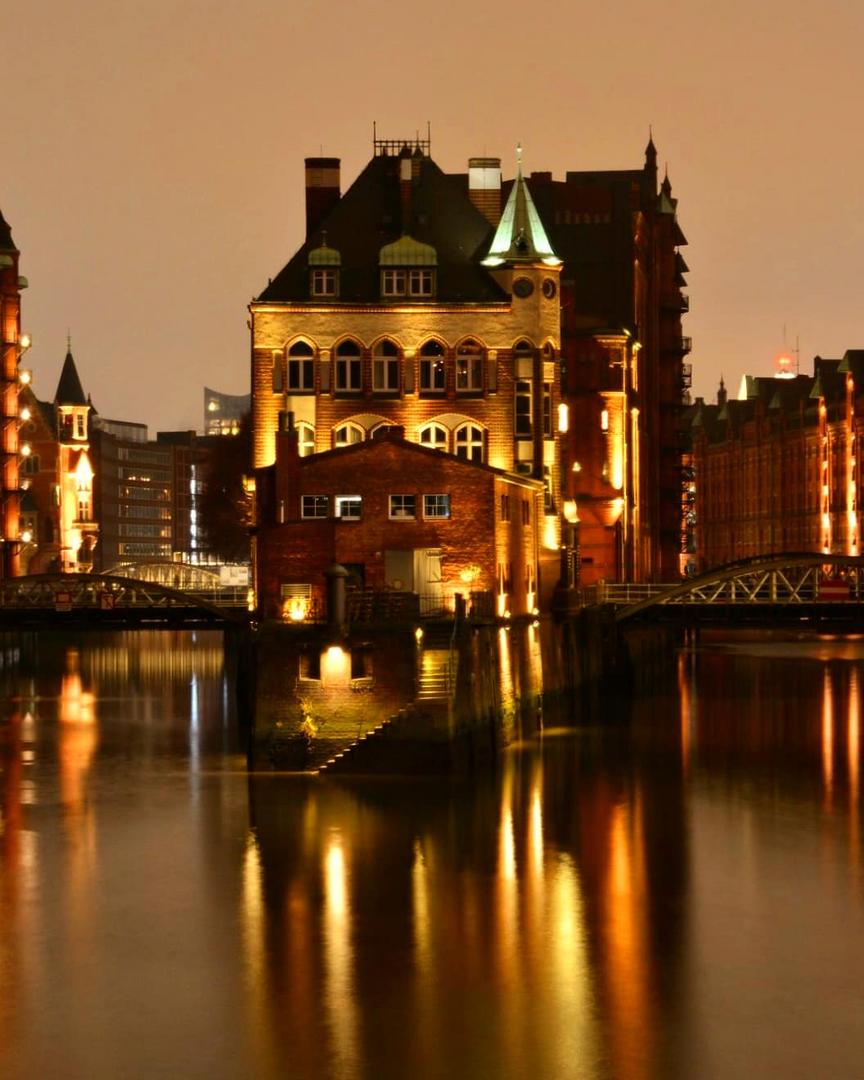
[849,668,860,805]
[323,830,358,1076]
[822,667,834,806]
[549,855,597,1070]
[241,833,277,1077]
[678,651,692,776]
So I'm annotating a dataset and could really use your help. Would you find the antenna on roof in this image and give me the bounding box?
[373,120,377,152]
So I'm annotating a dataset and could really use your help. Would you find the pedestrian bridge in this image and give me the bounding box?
[0,573,249,629]
[599,553,864,626]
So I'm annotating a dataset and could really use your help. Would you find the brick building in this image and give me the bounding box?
[531,140,691,583]
[251,137,564,612]
[691,350,864,569]
[0,203,29,577]
[256,424,544,620]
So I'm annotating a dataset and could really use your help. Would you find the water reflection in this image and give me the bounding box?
[1,630,863,1078]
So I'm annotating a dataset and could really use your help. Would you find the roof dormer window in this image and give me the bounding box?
[308,243,340,298]
[379,236,437,299]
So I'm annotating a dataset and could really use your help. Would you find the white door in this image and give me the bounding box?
[414,548,443,615]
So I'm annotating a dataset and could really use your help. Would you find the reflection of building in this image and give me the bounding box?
[256,424,544,618]
[0,203,28,577]
[204,387,249,436]
[251,137,563,611]
[691,350,864,568]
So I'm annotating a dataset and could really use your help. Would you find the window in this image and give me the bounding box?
[522,499,531,525]
[335,496,362,520]
[543,465,554,511]
[500,494,511,521]
[297,422,315,457]
[424,494,450,519]
[515,380,532,436]
[381,268,436,297]
[389,494,416,519]
[456,340,483,392]
[334,423,364,447]
[419,340,446,394]
[335,340,362,392]
[287,341,315,391]
[301,496,329,518]
[455,423,484,463]
[419,423,448,451]
[75,414,86,438]
[372,339,400,392]
[272,354,284,393]
[543,383,552,436]
[311,268,337,296]
[21,454,39,475]
[77,497,90,521]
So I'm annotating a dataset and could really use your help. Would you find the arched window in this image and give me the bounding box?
[334,422,365,447]
[419,340,446,394]
[456,340,483,393]
[372,339,400,393]
[419,423,448,451]
[335,340,362,393]
[455,423,485,463]
[514,339,533,353]
[287,341,315,392]
[297,422,315,457]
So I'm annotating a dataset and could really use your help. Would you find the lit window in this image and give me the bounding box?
[515,380,532,437]
[456,340,483,392]
[419,423,448,451]
[297,422,315,457]
[380,269,436,297]
[424,494,450,519]
[543,383,552,436]
[335,340,362,392]
[334,423,364,447]
[455,423,485,463]
[301,496,329,518]
[335,496,362,520]
[287,341,315,391]
[75,414,86,439]
[419,340,446,394]
[601,408,609,431]
[389,494,416,519]
[500,494,511,521]
[272,354,284,392]
[372,339,400,392]
[382,269,407,296]
[310,268,337,297]
[409,269,434,296]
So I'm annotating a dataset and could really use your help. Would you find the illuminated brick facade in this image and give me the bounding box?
[251,140,564,612]
[0,205,27,577]
[691,352,864,569]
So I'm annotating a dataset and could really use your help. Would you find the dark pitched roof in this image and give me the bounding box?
[54,350,88,406]
[258,154,506,304]
[0,206,15,251]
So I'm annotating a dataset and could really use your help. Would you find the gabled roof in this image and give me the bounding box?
[257,153,505,304]
[54,350,88,406]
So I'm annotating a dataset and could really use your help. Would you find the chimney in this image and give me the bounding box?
[468,157,502,225]
[305,157,340,239]
[399,145,413,233]
[275,411,301,522]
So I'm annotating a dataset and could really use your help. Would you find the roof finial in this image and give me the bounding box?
[66,329,71,354]
[516,141,523,174]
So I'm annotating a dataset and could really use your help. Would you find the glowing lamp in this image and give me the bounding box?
[20,406,31,421]
[19,443,31,457]
[563,499,579,524]
[19,370,31,386]
[19,333,31,350]
[414,627,424,643]
[21,529,32,543]
[557,403,569,433]
[283,596,309,622]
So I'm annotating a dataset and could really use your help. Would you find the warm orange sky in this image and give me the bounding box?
[3,0,863,431]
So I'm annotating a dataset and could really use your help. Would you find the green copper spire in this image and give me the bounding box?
[483,145,560,267]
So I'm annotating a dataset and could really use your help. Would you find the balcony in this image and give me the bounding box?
[661,292,689,313]
[664,336,693,354]
[681,363,692,389]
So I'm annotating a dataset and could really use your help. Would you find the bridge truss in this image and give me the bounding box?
[616,554,864,623]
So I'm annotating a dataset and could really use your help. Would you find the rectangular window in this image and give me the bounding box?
[335,495,362,520]
[21,455,39,475]
[456,355,483,392]
[75,414,85,438]
[311,269,337,296]
[272,355,284,393]
[543,383,552,436]
[287,359,315,391]
[335,357,362,392]
[515,380,532,436]
[373,358,400,392]
[409,269,434,296]
[420,357,446,393]
[423,494,450,519]
[301,495,329,518]
[389,494,416,519]
[381,269,407,296]
[522,499,531,525]
[77,498,90,521]
[500,494,511,521]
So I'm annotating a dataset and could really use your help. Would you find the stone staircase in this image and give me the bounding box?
[416,622,456,702]
[317,712,400,776]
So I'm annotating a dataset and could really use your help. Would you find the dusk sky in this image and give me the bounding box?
[4,0,863,432]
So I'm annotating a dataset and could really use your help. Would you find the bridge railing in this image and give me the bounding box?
[585,583,678,606]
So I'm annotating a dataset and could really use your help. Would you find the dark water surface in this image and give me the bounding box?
[1,629,862,1079]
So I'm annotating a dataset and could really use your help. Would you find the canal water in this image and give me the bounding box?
[0,629,862,1079]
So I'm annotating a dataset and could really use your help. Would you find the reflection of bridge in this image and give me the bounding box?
[0,573,249,629]
[605,554,864,625]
